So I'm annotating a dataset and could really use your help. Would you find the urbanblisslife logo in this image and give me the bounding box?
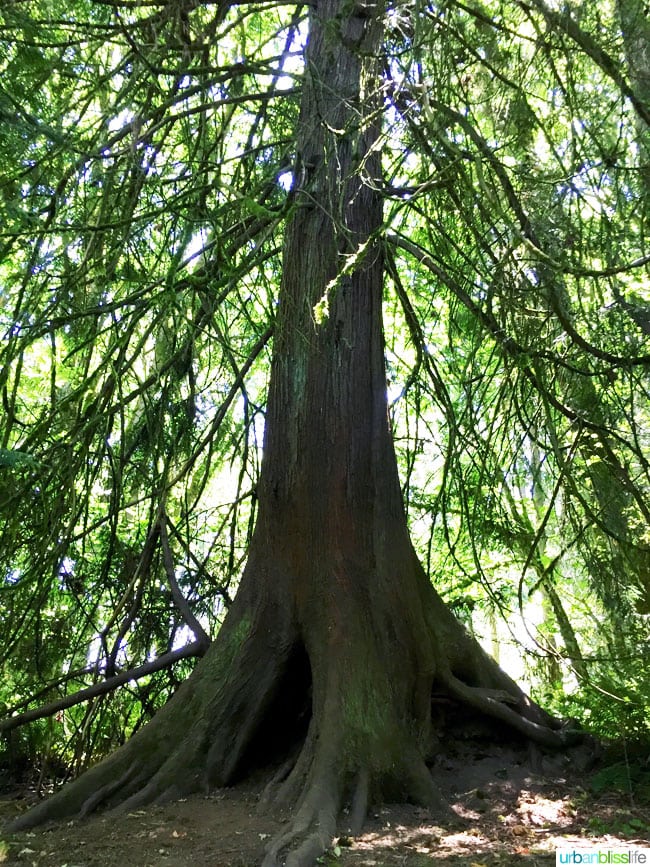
[556,849,650,865]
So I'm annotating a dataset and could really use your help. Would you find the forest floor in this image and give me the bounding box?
[1,740,649,866]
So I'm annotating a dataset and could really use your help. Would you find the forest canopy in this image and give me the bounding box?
[1,0,650,786]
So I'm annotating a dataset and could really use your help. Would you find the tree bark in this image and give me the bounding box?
[9,1,581,863]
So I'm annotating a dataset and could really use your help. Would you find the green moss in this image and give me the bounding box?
[340,674,401,768]
[213,613,253,675]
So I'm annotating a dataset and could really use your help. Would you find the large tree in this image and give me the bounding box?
[5,0,582,864]
[3,0,650,863]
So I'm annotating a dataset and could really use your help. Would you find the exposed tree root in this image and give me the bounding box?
[259,740,449,867]
[442,673,583,749]
[262,778,339,867]
[348,767,368,835]
[255,663,457,866]
[78,764,138,818]
[8,582,296,831]
[7,557,586,867]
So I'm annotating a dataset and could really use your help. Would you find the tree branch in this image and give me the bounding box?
[159,509,211,651]
[520,0,650,128]
[0,641,205,735]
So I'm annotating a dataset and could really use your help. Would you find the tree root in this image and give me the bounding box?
[9,665,580,865]
[347,767,368,835]
[262,768,339,867]
[443,672,583,748]
[263,803,338,867]
[257,695,454,867]
[78,763,139,818]
[7,592,296,832]
[260,747,454,866]
[6,567,586,867]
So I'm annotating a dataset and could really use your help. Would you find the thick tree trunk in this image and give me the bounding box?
[9,1,581,864]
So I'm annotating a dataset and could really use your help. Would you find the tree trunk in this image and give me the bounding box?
[10,1,581,863]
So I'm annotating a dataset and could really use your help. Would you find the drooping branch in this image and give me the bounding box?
[159,507,211,651]
[521,0,650,127]
[387,232,650,447]
[0,640,205,735]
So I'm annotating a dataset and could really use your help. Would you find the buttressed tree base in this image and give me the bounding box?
[10,0,583,864]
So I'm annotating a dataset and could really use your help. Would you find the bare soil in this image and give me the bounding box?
[1,743,649,866]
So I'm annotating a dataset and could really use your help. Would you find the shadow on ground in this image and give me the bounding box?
[1,742,648,865]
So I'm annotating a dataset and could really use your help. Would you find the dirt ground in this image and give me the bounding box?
[1,742,649,866]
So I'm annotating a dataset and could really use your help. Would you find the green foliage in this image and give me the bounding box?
[587,813,650,837]
[0,449,35,469]
[547,683,650,746]
[1,0,649,776]
[591,763,650,805]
